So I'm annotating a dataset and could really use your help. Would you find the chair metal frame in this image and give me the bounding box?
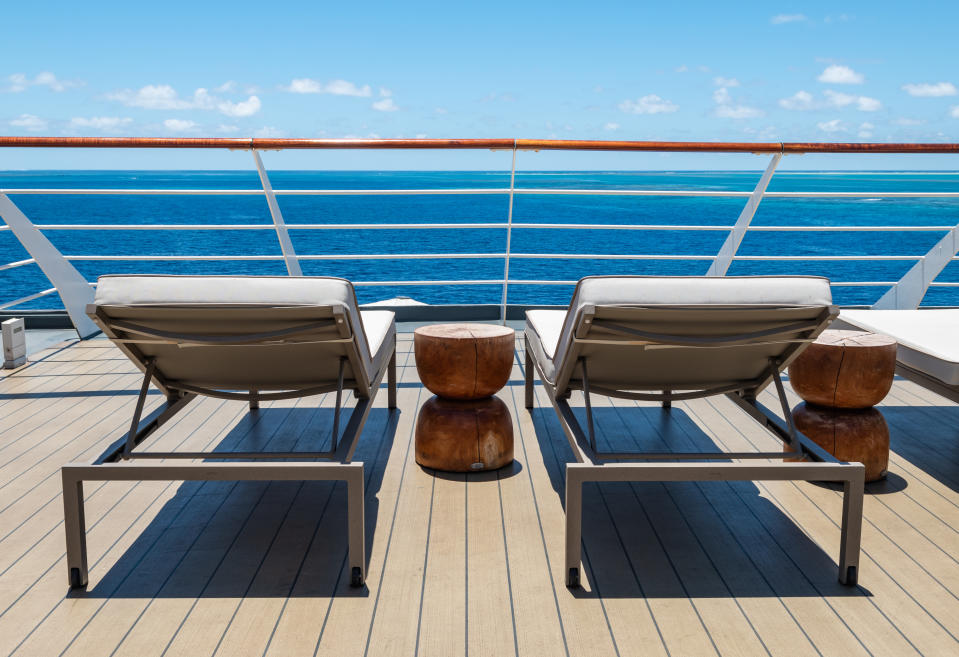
[524,304,865,588]
[62,303,397,590]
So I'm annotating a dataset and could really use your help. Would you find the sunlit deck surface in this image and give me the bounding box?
[2,329,959,657]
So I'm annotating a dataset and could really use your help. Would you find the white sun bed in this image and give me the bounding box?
[839,309,959,403]
[61,275,397,589]
[524,275,865,587]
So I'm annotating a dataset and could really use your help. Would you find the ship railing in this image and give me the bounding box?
[0,137,957,337]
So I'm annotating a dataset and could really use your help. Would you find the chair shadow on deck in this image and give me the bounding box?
[528,401,868,600]
[880,404,959,495]
[79,403,398,600]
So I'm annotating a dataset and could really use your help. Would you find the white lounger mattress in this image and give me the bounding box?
[840,309,959,386]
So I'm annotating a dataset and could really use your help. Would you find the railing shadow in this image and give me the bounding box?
[528,401,868,599]
[80,404,397,599]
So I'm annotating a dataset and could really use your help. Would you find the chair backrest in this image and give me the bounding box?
[89,275,377,396]
[551,276,837,395]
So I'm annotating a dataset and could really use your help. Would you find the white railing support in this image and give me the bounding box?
[252,150,302,276]
[872,223,959,309]
[500,144,518,323]
[0,194,98,337]
[706,153,782,276]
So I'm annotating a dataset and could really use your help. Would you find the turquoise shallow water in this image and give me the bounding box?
[2,170,958,308]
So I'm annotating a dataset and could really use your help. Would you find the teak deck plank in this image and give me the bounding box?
[2,335,959,657]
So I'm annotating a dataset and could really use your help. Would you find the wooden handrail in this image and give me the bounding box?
[0,136,958,153]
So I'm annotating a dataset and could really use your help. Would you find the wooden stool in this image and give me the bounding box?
[791,403,889,482]
[414,323,514,400]
[415,396,513,472]
[789,330,896,408]
[788,329,896,482]
[414,323,516,472]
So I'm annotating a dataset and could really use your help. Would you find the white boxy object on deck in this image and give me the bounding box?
[2,318,26,368]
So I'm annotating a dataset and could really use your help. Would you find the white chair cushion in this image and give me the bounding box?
[94,275,391,384]
[526,309,566,383]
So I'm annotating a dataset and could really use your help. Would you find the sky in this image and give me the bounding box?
[1,0,958,170]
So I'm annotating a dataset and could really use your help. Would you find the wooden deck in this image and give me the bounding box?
[1,331,959,657]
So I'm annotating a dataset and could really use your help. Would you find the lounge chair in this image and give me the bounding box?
[61,275,397,589]
[838,309,959,403]
[523,275,865,587]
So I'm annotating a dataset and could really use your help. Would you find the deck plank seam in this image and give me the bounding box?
[697,395,938,655]
[602,397,789,657]
[358,382,424,657]
[17,398,285,654]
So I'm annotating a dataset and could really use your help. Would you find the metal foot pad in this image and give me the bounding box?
[842,566,858,586]
[350,566,364,588]
[69,567,87,589]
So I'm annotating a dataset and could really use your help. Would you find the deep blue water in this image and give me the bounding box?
[2,170,959,308]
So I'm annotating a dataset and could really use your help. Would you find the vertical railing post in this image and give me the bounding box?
[706,152,782,276]
[500,143,518,324]
[0,193,98,338]
[252,150,302,276]
[872,223,959,309]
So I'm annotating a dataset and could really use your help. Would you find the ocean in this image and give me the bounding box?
[2,170,959,309]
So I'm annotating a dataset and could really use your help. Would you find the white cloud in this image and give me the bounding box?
[372,97,398,112]
[254,126,285,137]
[163,119,197,132]
[108,84,192,109]
[214,81,237,93]
[779,90,815,110]
[771,14,806,24]
[379,88,392,97]
[216,124,239,133]
[716,104,764,119]
[107,84,261,117]
[282,78,372,97]
[951,106,959,118]
[714,76,740,87]
[675,65,689,73]
[818,65,864,84]
[415,133,428,139]
[9,114,47,131]
[618,94,679,114]
[902,82,957,97]
[5,71,82,92]
[434,107,448,115]
[325,79,373,97]
[284,78,322,93]
[817,119,846,132]
[604,122,620,131]
[713,87,763,118]
[895,117,923,126]
[69,116,133,132]
[824,90,881,111]
[218,96,261,117]
[858,122,874,138]
[780,89,880,111]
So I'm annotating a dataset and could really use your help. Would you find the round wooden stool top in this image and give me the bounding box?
[415,396,514,472]
[788,329,896,409]
[414,323,515,400]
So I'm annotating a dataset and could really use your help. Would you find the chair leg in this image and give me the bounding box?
[662,389,671,409]
[565,466,584,587]
[347,466,366,587]
[525,341,535,409]
[839,466,865,585]
[388,347,397,409]
[61,469,89,588]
